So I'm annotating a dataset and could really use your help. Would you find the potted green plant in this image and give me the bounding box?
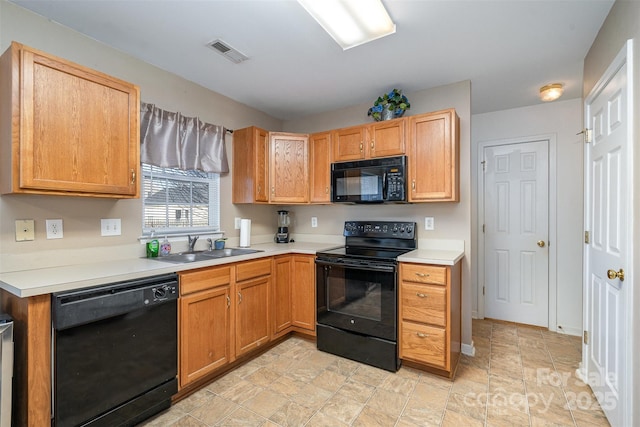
[367,88,411,121]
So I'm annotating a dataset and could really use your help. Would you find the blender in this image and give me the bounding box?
[275,210,291,243]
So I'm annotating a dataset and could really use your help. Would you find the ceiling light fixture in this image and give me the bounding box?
[539,83,564,102]
[297,0,396,50]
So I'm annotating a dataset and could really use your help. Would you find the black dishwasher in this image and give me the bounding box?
[52,273,179,427]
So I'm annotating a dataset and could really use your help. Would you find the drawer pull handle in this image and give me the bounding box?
[416,292,427,298]
[416,332,429,338]
[226,295,231,307]
[415,272,430,278]
[238,291,242,303]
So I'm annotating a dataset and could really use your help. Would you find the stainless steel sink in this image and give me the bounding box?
[150,248,263,264]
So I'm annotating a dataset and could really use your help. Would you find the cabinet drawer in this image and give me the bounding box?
[236,258,272,282]
[401,283,446,327]
[400,321,446,368]
[401,264,447,285]
[180,266,232,295]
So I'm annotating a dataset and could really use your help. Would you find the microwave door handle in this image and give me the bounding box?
[382,171,388,200]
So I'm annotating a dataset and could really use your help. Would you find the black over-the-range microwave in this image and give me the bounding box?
[331,155,407,203]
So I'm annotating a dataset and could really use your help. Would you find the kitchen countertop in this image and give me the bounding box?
[0,242,464,298]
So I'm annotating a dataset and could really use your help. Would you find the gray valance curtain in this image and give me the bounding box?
[140,102,229,173]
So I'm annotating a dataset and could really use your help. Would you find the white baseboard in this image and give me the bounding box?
[461,341,475,357]
[555,325,582,337]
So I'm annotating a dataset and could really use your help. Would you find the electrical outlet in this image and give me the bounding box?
[101,218,121,236]
[311,217,318,228]
[15,219,35,241]
[235,217,242,229]
[425,217,435,230]
[46,219,64,239]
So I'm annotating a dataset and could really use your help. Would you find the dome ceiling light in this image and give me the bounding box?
[539,83,564,102]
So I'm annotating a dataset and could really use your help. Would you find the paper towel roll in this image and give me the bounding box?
[239,219,251,247]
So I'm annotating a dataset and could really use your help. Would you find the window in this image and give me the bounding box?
[142,163,220,235]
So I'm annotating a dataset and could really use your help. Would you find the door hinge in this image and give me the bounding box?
[482,224,485,233]
[577,128,592,144]
[584,231,590,244]
[483,286,485,296]
[481,160,486,171]
[583,330,589,345]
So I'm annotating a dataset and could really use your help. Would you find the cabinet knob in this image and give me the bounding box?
[412,180,416,190]
[238,291,242,303]
[271,187,275,194]
[226,295,231,307]
[370,141,374,149]
[359,142,363,151]
[416,332,430,338]
[416,292,427,298]
[325,186,329,194]
[257,184,261,193]
[130,169,136,185]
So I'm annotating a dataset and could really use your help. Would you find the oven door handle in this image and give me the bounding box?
[315,260,396,273]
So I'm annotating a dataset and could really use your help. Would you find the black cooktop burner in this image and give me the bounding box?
[317,245,413,260]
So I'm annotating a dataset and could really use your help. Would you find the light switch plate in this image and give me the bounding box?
[15,219,35,241]
[46,219,64,239]
[101,218,121,236]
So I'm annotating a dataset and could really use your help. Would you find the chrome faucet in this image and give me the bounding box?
[187,235,199,252]
[207,238,214,251]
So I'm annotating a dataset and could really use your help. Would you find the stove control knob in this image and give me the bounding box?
[406,226,413,234]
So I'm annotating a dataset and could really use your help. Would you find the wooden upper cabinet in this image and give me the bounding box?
[269,132,309,204]
[332,125,366,162]
[309,131,332,204]
[332,119,405,162]
[232,126,269,203]
[368,118,406,158]
[0,42,140,198]
[408,109,460,202]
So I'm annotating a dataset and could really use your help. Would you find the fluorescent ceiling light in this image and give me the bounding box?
[298,0,396,50]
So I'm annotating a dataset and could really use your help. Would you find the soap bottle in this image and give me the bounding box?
[160,236,171,256]
[146,231,159,258]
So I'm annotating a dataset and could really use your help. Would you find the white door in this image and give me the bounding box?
[583,41,632,427]
[483,140,549,326]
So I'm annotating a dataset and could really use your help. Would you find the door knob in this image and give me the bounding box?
[537,240,546,247]
[607,268,625,281]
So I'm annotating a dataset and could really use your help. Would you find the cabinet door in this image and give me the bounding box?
[269,132,309,203]
[369,118,406,158]
[180,286,231,388]
[408,110,460,202]
[232,126,269,203]
[15,44,139,197]
[309,132,332,203]
[236,276,271,357]
[273,256,292,337]
[291,255,316,332]
[255,128,270,202]
[332,125,366,161]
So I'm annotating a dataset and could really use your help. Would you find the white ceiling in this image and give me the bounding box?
[10,0,614,121]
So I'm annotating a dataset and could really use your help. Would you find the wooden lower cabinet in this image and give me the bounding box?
[235,259,272,357]
[273,256,293,337]
[179,266,232,389]
[398,261,462,378]
[291,255,315,332]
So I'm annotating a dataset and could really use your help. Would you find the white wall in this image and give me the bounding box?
[472,99,584,335]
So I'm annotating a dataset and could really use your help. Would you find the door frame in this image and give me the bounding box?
[580,39,634,426]
[476,135,557,330]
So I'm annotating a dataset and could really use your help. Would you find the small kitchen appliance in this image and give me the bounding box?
[275,210,291,243]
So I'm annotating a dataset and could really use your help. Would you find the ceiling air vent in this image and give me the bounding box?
[207,39,248,64]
